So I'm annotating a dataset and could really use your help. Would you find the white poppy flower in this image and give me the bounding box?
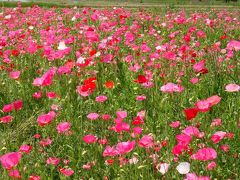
[176,162,190,174]
[157,163,170,175]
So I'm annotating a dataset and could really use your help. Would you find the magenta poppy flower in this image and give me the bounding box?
[226,40,240,51]
[33,67,56,87]
[0,115,14,123]
[9,169,21,179]
[95,95,107,103]
[182,126,202,138]
[116,111,127,119]
[56,122,71,134]
[207,161,216,170]
[102,146,118,157]
[46,157,60,166]
[32,92,42,99]
[136,95,146,101]
[2,104,13,113]
[29,175,41,180]
[9,71,21,80]
[46,92,57,99]
[138,135,154,148]
[191,148,217,161]
[39,138,52,147]
[13,100,23,111]
[116,140,135,155]
[0,152,22,170]
[83,134,97,144]
[37,111,56,126]
[170,121,181,128]
[59,167,74,177]
[19,145,32,154]
[211,131,226,144]
[195,100,211,112]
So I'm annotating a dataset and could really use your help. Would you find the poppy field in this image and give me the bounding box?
[0,3,239,180]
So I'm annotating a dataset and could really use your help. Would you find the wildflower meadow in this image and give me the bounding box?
[0,2,239,179]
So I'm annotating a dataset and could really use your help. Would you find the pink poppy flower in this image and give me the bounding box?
[220,144,229,152]
[57,66,71,75]
[206,161,216,170]
[190,77,199,84]
[140,43,151,53]
[87,113,99,120]
[0,115,14,123]
[182,126,202,138]
[82,134,97,144]
[227,40,240,51]
[172,144,187,156]
[59,167,74,177]
[19,145,32,154]
[195,100,211,112]
[82,164,91,170]
[37,111,56,126]
[32,92,42,99]
[138,135,154,148]
[132,127,142,135]
[46,157,60,166]
[98,138,108,145]
[102,146,118,157]
[225,83,240,92]
[9,71,20,80]
[163,51,176,60]
[210,118,222,127]
[160,83,184,93]
[0,152,22,170]
[95,95,107,103]
[193,60,205,73]
[176,134,192,146]
[56,122,71,134]
[29,175,41,180]
[9,169,21,179]
[39,138,52,147]
[116,141,136,155]
[84,31,99,42]
[206,95,221,107]
[170,121,181,128]
[113,122,130,133]
[46,92,57,99]
[102,54,113,63]
[185,173,210,180]
[101,114,111,121]
[12,100,22,111]
[191,148,217,161]
[2,104,13,113]
[211,131,226,144]
[125,31,135,42]
[33,67,56,87]
[136,95,146,101]
[116,111,127,119]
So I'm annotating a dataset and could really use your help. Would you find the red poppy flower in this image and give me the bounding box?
[105,81,115,89]
[134,75,147,84]
[184,108,198,120]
